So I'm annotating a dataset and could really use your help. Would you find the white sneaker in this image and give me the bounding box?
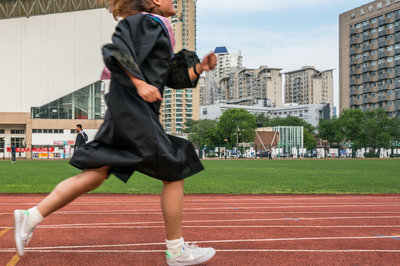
[14,210,34,257]
[166,242,216,266]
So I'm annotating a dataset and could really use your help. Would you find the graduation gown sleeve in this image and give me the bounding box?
[166,49,201,89]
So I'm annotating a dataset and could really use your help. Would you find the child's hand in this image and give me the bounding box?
[201,53,217,71]
[136,82,162,103]
[121,65,162,103]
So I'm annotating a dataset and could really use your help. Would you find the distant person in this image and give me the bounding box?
[11,144,16,163]
[74,124,88,151]
[268,149,272,160]
[13,1,217,265]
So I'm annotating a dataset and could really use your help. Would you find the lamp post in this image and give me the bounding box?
[234,127,241,158]
[224,139,228,159]
[323,140,328,158]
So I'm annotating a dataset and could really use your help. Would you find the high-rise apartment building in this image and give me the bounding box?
[203,66,283,107]
[160,0,198,134]
[339,0,400,117]
[203,47,243,106]
[285,66,334,114]
[212,46,243,79]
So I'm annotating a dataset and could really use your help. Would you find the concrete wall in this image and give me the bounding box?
[0,8,117,113]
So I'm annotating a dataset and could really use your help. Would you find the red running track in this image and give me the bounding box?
[0,194,400,265]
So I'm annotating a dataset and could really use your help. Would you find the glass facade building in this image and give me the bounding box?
[31,81,103,120]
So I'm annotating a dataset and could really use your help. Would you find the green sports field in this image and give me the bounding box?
[0,159,399,194]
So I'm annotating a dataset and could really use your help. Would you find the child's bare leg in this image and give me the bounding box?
[161,180,184,240]
[37,166,110,217]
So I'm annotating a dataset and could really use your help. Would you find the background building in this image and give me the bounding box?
[160,0,199,134]
[202,46,283,108]
[339,0,400,117]
[0,0,114,159]
[0,0,201,158]
[200,102,330,128]
[203,47,243,106]
[285,66,334,115]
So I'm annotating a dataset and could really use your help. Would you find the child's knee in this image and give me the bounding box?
[81,169,108,191]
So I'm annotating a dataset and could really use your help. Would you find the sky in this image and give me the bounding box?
[196,0,371,109]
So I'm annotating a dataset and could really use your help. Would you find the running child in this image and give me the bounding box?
[14,0,217,265]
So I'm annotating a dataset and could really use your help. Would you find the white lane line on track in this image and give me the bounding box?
[2,211,400,215]
[0,198,399,205]
[9,204,397,214]
[1,249,400,253]
[1,201,399,205]
[34,216,400,228]
[0,235,395,251]
[32,225,400,229]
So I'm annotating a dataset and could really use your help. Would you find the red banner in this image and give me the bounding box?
[32,147,55,152]
[6,148,31,152]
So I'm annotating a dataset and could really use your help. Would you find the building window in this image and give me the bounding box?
[11,138,24,148]
[11,129,25,134]
[0,129,4,134]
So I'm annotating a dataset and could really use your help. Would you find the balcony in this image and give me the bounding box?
[350,28,355,35]
[362,66,370,72]
[362,35,371,41]
[386,105,395,112]
[396,12,400,21]
[378,19,387,26]
[378,63,387,68]
[363,97,371,104]
[396,92,400,99]
[362,45,370,52]
[350,49,355,55]
[350,79,357,85]
[350,69,355,75]
[379,30,387,37]
[350,39,355,45]
[363,87,371,93]
[378,96,387,101]
[378,40,386,47]
[379,85,387,91]
[387,94,395,101]
[378,74,386,80]
[378,51,386,58]
[363,56,370,62]
[362,76,370,83]
[396,102,400,110]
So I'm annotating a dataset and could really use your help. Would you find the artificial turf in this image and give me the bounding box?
[0,159,399,194]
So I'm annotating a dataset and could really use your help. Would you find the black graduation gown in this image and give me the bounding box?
[69,14,204,183]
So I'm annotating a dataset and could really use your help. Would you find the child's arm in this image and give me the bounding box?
[166,51,217,89]
[122,67,162,103]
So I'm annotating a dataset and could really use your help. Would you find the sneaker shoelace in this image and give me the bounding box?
[183,242,199,249]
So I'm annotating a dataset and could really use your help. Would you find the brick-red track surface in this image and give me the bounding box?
[0,194,400,265]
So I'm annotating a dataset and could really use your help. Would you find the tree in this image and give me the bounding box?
[359,108,391,149]
[185,119,219,150]
[338,108,365,148]
[217,109,257,148]
[318,118,343,145]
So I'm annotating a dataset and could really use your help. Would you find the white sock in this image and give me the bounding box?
[27,207,44,229]
[166,237,184,256]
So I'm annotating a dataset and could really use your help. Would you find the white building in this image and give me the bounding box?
[0,1,115,158]
[200,102,330,128]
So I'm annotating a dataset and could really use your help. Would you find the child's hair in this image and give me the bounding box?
[108,0,157,20]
